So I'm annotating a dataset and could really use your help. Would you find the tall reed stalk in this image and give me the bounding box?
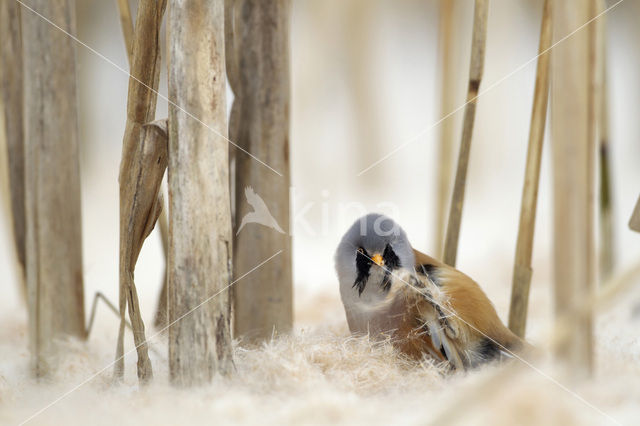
[443,0,489,267]
[508,0,552,338]
[550,0,596,377]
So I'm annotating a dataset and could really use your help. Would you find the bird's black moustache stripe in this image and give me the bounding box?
[383,244,401,269]
[380,244,400,293]
[353,248,371,296]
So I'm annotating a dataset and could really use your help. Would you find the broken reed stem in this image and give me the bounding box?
[119,120,168,384]
[167,0,233,385]
[507,0,552,338]
[115,0,166,383]
[442,0,489,267]
[550,1,596,377]
[115,0,134,64]
[22,0,86,377]
[115,0,170,332]
[434,0,457,257]
[87,292,132,336]
[87,290,166,359]
[596,0,614,280]
[0,1,26,294]
[232,0,293,341]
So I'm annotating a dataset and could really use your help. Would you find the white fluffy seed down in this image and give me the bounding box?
[1,287,640,425]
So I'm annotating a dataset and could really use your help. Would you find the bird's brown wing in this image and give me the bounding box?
[412,249,521,346]
[398,249,527,367]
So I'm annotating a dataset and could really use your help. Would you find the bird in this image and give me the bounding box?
[236,186,285,235]
[335,213,529,370]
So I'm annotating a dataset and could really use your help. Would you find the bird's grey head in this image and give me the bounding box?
[335,213,415,296]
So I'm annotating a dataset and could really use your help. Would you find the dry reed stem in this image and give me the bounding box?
[596,0,614,278]
[550,1,596,378]
[114,0,170,332]
[588,0,601,284]
[434,0,457,257]
[442,0,489,267]
[232,0,293,340]
[115,0,166,382]
[22,0,86,377]
[87,292,132,336]
[0,1,25,291]
[118,120,168,384]
[507,0,552,338]
[115,0,134,64]
[167,0,233,385]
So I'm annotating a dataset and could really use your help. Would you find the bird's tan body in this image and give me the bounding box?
[379,249,526,368]
[413,249,522,347]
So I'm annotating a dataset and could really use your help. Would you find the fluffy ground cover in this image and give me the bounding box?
[1,285,638,426]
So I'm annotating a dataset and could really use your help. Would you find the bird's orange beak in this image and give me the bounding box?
[371,253,384,266]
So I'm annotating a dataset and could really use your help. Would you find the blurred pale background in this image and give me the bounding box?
[1,0,639,342]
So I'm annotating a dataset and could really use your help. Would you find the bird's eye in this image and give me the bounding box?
[357,247,364,254]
